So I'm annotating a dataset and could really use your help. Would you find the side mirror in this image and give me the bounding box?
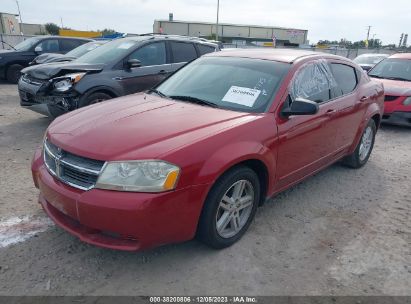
[126,59,142,69]
[34,46,43,53]
[281,97,319,117]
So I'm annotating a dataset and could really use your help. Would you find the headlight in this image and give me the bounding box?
[403,97,411,106]
[95,160,180,192]
[53,72,86,92]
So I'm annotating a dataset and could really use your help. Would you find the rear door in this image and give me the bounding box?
[328,62,368,151]
[114,41,172,94]
[169,41,198,71]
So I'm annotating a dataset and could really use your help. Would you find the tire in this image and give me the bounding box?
[47,105,67,119]
[6,64,24,84]
[197,166,260,249]
[78,92,112,108]
[342,119,376,169]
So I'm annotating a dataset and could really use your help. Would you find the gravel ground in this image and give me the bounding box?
[0,83,410,296]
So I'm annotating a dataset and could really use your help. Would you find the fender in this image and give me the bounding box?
[348,102,382,154]
[195,140,276,194]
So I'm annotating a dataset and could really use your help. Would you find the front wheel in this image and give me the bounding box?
[342,119,376,168]
[78,92,112,108]
[197,166,260,249]
[6,64,24,84]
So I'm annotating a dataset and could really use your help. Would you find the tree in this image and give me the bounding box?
[45,23,60,35]
[100,28,117,36]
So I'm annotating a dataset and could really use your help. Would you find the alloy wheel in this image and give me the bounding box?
[215,180,255,238]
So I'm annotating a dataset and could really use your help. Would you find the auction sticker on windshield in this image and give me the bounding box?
[222,86,261,107]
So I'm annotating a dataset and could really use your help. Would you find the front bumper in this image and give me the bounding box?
[18,77,78,116]
[32,148,210,251]
[382,111,411,127]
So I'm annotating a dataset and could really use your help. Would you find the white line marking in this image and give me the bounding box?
[0,215,53,248]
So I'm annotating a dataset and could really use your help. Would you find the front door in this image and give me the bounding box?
[274,60,339,191]
[116,41,172,95]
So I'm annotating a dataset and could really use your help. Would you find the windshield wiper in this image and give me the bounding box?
[146,88,168,98]
[369,74,383,78]
[384,77,410,82]
[2,41,16,50]
[168,95,219,108]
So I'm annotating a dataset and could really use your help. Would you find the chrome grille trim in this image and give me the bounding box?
[43,139,105,191]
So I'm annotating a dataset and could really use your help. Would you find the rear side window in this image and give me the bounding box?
[170,42,197,63]
[129,42,166,66]
[197,44,216,56]
[60,39,84,52]
[331,63,358,96]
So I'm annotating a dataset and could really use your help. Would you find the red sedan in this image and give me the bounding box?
[31,49,384,251]
[368,53,411,126]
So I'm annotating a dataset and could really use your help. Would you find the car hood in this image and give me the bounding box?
[21,61,104,79]
[371,77,411,96]
[33,53,72,64]
[0,49,14,55]
[47,94,258,160]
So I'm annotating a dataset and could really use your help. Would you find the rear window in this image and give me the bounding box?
[60,39,85,52]
[170,42,197,63]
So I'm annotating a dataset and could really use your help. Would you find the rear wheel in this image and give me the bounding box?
[342,119,376,168]
[78,92,112,108]
[6,64,24,84]
[197,166,260,249]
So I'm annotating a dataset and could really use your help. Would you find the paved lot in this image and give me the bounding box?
[0,83,410,296]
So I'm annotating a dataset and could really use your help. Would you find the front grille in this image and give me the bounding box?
[384,95,399,102]
[43,139,105,190]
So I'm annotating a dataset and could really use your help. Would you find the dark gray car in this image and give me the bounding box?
[18,35,219,118]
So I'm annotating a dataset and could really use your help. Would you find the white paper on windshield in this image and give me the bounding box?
[118,42,135,49]
[222,86,261,107]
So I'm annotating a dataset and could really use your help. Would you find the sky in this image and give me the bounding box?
[1,0,410,45]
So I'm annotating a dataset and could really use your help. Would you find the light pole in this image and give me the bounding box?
[15,0,23,24]
[215,0,220,41]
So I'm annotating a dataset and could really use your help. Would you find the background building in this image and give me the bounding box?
[153,19,308,47]
[0,12,21,35]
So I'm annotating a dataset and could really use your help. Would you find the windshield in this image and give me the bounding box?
[74,39,139,64]
[14,37,41,51]
[156,56,290,113]
[66,41,105,58]
[354,55,388,65]
[369,58,411,81]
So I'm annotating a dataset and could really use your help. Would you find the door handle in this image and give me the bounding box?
[158,70,167,75]
[326,109,337,115]
[360,96,370,102]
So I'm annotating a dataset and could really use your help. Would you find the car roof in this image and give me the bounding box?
[205,48,344,63]
[389,53,411,60]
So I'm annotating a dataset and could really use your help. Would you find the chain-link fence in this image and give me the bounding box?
[0,34,35,50]
[222,44,397,59]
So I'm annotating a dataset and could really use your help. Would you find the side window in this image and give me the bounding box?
[37,39,60,52]
[170,42,197,63]
[331,63,358,97]
[289,59,337,104]
[60,39,82,52]
[197,44,216,56]
[129,42,166,66]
